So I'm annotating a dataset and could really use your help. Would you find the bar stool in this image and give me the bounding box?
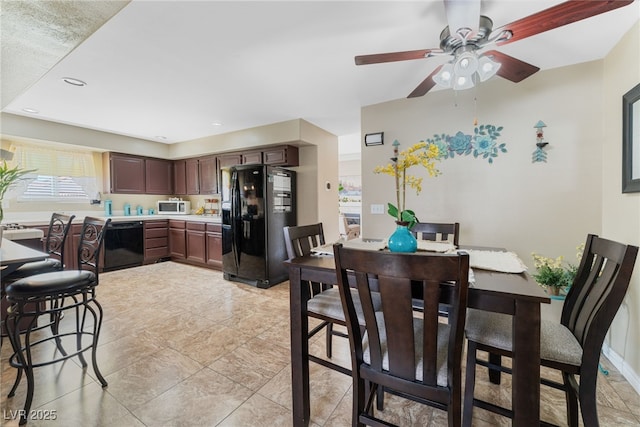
[4,216,111,425]
[1,213,75,343]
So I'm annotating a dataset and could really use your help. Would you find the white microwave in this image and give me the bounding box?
[157,200,191,215]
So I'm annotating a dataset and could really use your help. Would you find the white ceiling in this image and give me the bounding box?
[2,0,639,144]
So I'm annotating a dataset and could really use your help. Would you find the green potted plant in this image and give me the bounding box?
[531,246,582,296]
[0,160,34,224]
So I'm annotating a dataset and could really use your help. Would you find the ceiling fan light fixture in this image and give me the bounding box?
[433,63,454,88]
[477,55,501,82]
[453,51,478,76]
[453,75,474,90]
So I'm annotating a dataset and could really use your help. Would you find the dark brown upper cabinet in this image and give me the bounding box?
[106,153,173,194]
[198,155,218,195]
[185,158,200,195]
[106,153,146,194]
[218,153,243,169]
[242,151,263,165]
[145,158,173,195]
[263,145,299,166]
[173,159,187,195]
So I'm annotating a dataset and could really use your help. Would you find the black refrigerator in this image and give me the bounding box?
[221,164,296,288]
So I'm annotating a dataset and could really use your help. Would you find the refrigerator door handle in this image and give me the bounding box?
[230,170,240,270]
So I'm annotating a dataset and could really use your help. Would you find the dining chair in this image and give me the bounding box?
[341,214,360,240]
[333,244,470,427]
[4,216,111,425]
[283,223,381,374]
[410,222,460,318]
[411,221,460,246]
[463,234,638,427]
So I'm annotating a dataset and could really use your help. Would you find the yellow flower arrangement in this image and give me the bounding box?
[374,140,441,228]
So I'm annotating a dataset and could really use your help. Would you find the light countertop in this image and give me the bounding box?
[2,213,221,226]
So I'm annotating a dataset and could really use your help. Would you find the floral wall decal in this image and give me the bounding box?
[423,124,507,164]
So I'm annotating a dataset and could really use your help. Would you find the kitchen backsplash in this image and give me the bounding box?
[1,193,222,223]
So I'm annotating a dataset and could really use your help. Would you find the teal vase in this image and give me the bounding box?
[388,221,417,253]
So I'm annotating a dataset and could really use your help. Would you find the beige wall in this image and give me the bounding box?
[602,21,640,379]
[360,22,640,388]
[362,61,603,266]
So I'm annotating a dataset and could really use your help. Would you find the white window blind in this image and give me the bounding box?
[9,144,98,202]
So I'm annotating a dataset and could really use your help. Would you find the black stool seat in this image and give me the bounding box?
[6,270,96,297]
[5,259,63,280]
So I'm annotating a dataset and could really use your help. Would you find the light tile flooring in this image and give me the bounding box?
[1,261,639,426]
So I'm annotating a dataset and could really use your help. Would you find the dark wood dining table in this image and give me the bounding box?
[0,238,49,280]
[286,249,550,427]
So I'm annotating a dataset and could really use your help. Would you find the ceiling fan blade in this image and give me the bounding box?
[495,0,635,46]
[484,50,540,83]
[407,66,442,98]
[355,49,438,65]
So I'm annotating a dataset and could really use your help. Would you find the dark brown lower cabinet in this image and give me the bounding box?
[144,220,169,263]
[169,220,187,259]
[206,223,222,268]
[186,222,206,264]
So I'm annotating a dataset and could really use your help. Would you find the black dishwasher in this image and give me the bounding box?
[104,221,144,271]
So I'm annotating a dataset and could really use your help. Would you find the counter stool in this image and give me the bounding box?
[1,213,76,342]
[4,216,111,425]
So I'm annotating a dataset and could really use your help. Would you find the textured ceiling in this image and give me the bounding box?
[0,0,129,109]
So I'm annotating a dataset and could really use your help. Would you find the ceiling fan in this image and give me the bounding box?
[355,0,635,97]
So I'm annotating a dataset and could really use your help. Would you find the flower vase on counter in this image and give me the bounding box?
[387,221,417,253]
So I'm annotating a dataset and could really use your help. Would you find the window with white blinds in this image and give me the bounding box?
[8,143,98,202]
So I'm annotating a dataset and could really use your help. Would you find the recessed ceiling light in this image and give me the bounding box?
[62,77,87,87]
[211,122,223,126]
[155,136,167,140]
[22,108,39,114]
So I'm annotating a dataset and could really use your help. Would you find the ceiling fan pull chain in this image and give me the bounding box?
[473,93,478,126]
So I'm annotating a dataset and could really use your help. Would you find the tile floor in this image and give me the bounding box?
[1,261,639,426]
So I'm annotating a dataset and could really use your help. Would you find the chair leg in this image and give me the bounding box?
[88,299,108,387]
[353,377,367,427]
[562,372,580,427]
[463,340,478,427]
[577,372,599,427]
[6,309,37,425]
[50,298,67,356]
[376,385,384,411]
[326,322,333,358]
[488,352,502,384]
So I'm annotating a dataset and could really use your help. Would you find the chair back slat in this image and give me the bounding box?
[77,217,111,282]
[284,223,327,296]
[334,245,469,391]
[411,222,460,246]
[283,223,325,258]
[562,234,638,357]
[46,213,75,266]
[377,275,416,380]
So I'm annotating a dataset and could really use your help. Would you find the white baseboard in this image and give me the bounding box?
[602,343,640,394]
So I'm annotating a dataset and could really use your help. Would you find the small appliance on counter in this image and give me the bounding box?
[157,200,190,215]
[104,200,113,216]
